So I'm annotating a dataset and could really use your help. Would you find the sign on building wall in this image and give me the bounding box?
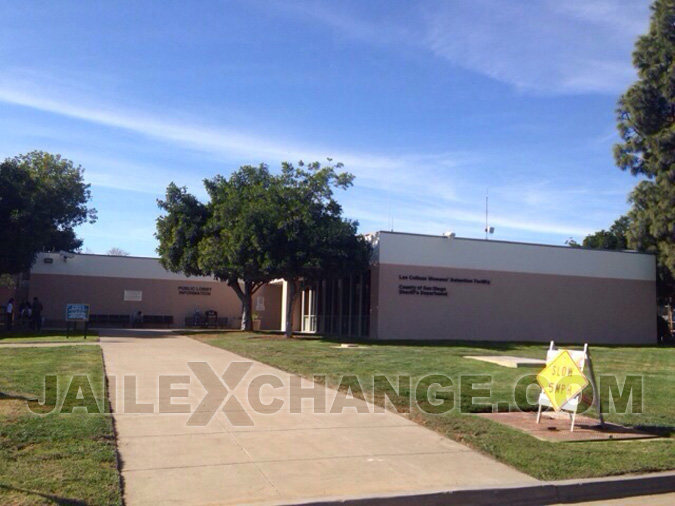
[256,296,265,311]
[177,286,212,296]
[65,303,90,322]
[397,273,491,297]
[124,290,143,301]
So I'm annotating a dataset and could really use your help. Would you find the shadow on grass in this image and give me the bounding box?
[300,334,534,351]
[225,331,528,350]
[290,333,675,350]
[0,391,36,402]
[96,329,176,339]
[635,425,675,437]
[181,329,241,335]
[0,330,95,340]
[192,329,675,349]
[0,484,87,506]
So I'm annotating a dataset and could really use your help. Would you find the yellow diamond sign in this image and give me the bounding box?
[537,350,589,411]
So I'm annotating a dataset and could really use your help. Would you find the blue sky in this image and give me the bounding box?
[0,0,654,257]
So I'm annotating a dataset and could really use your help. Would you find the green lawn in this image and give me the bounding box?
[0,346,122,506]
[193,332,675,481]
[0,330,99,344]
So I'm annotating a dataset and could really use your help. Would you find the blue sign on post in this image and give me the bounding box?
[66,303,90,322]
[65,304,90,339]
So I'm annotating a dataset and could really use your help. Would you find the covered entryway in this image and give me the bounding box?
[281,272,372,337]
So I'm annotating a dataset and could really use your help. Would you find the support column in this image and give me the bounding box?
[280,280,290,332]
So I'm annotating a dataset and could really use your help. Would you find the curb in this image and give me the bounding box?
[299,471,675,506]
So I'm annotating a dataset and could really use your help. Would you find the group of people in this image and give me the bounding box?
[4,297,44,331]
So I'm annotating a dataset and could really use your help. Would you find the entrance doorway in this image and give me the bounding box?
[298,272,371,337]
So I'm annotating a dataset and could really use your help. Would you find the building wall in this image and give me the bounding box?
[255,284,282,331]
[29,273,241,326]
[369,263,380,340]
[27,253,282,330]
[370,232,656,344]
[0,287,15,306]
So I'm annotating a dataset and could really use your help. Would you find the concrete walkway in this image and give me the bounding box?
[100,332,536,505]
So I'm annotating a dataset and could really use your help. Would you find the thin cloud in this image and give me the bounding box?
[552,0,652,34]
[269,0,651,95]
[348,196,594,238]
[0,74,474,200]
[0,74,615,242]
[255,0,414,47]
[422,0,651,95]
[0,78,281,159]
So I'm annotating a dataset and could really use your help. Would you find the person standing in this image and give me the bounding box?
[133,310,143,328]
[19,301,31,328]
[32,297,44,331]
[5,298,14,331]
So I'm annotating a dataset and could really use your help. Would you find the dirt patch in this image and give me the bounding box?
[479,411,660,442]
[0,398,32,418]
[250,334,289,340]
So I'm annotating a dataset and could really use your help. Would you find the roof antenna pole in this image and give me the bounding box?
[388,173,393,232]
[485,189,489,240]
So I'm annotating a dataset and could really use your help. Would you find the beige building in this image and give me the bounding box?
[365,231,656,344]
[14,231,657,344]
[21,252,281,330]
[287,231,656,344]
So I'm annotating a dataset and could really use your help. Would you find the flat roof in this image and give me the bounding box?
[31,252,218,282]
[371,230,653,256]
[372,230,655,281]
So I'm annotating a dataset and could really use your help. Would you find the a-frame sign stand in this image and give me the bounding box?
[536,341,604,432]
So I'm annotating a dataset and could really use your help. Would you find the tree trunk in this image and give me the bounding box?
[284,279,304,338]
[228,280,254,331]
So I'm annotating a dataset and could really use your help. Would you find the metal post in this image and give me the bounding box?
[584,345,604,427]
[536,341,556,424]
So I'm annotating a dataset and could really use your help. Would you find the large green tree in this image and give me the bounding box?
[570,216,630,250]
[199,165,284,329]
[156,162,369,333]
[273,161,371,337]
[614,0,675,278]
[157,166,282,330]
[570,214,675,300]
[0,151,97,274]
[156,183,209,277]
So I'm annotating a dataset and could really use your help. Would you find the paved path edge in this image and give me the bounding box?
[0,342,99,346]
[298,470,675,506]
[99,345,126,505]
